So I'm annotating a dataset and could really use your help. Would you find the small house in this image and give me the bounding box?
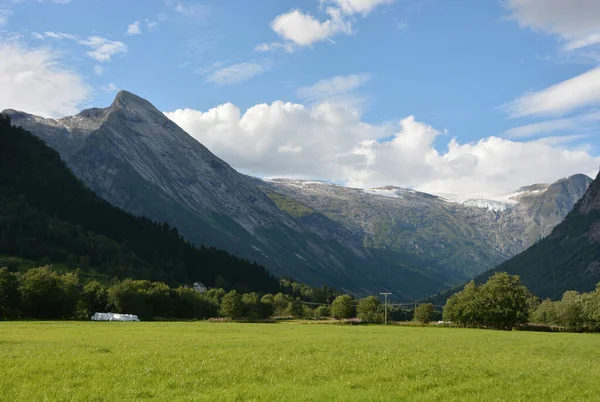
[193,281,208,293]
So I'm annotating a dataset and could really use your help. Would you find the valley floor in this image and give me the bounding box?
[0,322,598,401]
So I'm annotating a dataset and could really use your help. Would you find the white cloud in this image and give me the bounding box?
[40,32,128,62]
[44,31,77,40]
[165,101,599,195]
[204,61,271,85]
[270,8,352,47]
[254,42,296,53]
[503,111,600,138]
[102,83,118,92]
[329,0,394,16]
[503,67,600,118]
[78,36,127,62]
[0,9,12,26]
[93,65,104,75]
[265,0,392,49]
[126,20,141,36]
[146,20,159,31]
[297,73,372,108]
[167,0,210,18]
[0,42,90,118]
[504,0,600,52]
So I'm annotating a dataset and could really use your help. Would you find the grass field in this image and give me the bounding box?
[1,322,599,401]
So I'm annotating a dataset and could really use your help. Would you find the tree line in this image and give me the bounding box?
[443,272,600,332]
[0,266,416,322]
[2,265,598,331]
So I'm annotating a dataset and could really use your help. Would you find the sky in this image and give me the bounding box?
[2,0,600,195]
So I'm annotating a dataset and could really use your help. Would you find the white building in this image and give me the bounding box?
[193,281,208,293]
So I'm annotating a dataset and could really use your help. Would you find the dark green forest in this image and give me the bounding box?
[0,115,281,293]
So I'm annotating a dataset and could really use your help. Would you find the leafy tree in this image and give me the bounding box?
[18,266,81,319]
[220,290,243,319]
[443,273,531,330]
[273,293,291,316]
[443,280,481,326]
[414,303,434,324]
[0,267,19,319]
[331,294,355,319]
[254,293,275,319]
[82,280,108,316]
[357,296,383,323]
[477,273,531,330]
[556,290,585,331]
[530,298,559,324]
[242,292,264,320]
[202,288,226,306]
[583,284,600,327]
[172,287,217,319]
[314,305,331,319]
[107,279,170,319]
[287,298,304,318]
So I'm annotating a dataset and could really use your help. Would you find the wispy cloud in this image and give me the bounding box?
[0,9,11,26]
[102,83,118,92]
[78,36,127,62]
[503,110,600,138]
[40,31,128,62]
[502,67,600,118]
[204,61,272,85]
[504,0,600,56]
[297,73,373,110]
[254,42,296,53]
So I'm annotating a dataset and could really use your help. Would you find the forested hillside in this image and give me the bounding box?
[0,116,280,293]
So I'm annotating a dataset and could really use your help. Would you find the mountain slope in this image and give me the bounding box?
[0,115,280,293]
[3,92,455,299]
[479,170,600,300]
[265,175,590,278]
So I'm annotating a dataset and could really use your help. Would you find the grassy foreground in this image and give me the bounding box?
[1,322,598,401]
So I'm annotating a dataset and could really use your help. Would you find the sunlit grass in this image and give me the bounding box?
[1,322,598,401]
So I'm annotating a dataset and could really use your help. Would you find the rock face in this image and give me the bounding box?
[264,176,591,278]
[471,170,600,300]
[2,91,591,300]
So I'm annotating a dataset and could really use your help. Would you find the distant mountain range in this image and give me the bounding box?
[2,91,591,300]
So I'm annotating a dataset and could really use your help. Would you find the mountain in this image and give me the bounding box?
[3,91,456,299]
[264,175,591,278]
[476,170,600,300]
[3,91,590,300]
[0,115,280,293]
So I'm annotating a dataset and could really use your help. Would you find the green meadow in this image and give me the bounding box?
[1,322,598,401]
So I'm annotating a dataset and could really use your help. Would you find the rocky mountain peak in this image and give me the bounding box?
[577,170,600,214]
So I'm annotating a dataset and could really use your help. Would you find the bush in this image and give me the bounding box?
[314,305,331,319]
[414,303,434,324]
[220,290,244,319]
[357,296,383,323]
[331,294,355,319]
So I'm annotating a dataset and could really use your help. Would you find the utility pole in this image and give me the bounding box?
[380,292,392,325]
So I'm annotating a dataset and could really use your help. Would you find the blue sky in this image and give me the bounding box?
[2,0,600,194]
